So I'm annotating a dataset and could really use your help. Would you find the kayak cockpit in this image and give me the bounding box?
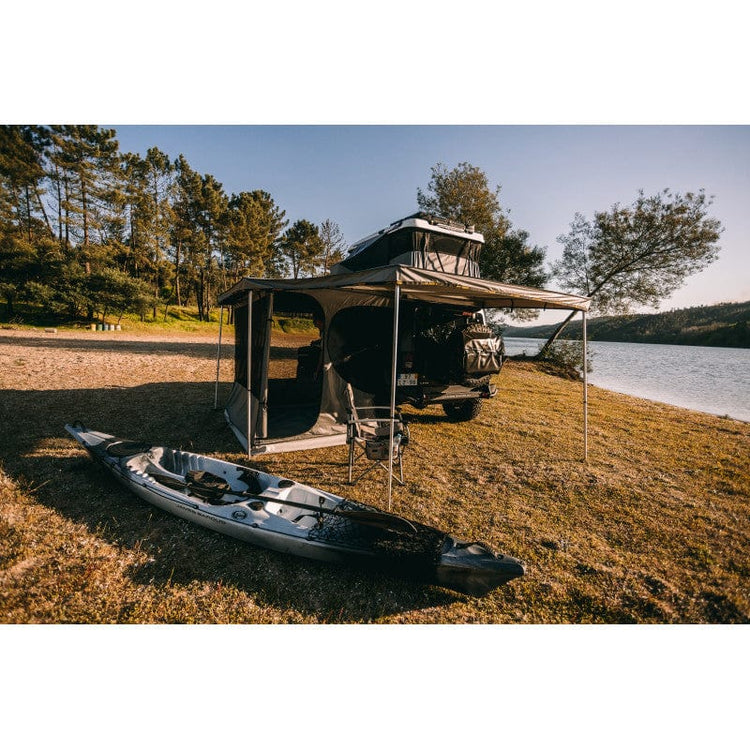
[123,447,340,530]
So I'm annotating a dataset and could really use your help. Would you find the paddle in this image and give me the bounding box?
[149,471,417,533]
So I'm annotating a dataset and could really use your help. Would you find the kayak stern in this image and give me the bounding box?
[434,538,525,597]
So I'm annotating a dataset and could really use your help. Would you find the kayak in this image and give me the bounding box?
[65,422,525,597]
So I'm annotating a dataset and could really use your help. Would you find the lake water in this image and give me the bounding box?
[504,337,750,422]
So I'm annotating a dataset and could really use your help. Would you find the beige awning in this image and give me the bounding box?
[218,265,591,312]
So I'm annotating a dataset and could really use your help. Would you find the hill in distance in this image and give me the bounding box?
[502,300,750,349]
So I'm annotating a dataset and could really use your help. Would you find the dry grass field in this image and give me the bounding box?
[1,327,748,623]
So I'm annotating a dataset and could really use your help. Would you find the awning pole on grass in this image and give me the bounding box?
[213,305,224,409]
[247,290,253,459]
[387,283,401,512]
[582,309,588,462]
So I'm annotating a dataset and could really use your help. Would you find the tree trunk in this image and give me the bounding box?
[196,274,204,322]
[536,309,579,359]
[174,240,182,306]
[63,175,70,248]
[204,263,211,319]
[81,179,89,248]
[153,266,159,319]
[54,164,64,245]
[25,185,33,241]
[33,185,53,236]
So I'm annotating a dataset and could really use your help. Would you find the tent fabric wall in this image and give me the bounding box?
[223,287,386,455]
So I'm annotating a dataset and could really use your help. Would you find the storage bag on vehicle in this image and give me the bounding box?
[462,326,503,376]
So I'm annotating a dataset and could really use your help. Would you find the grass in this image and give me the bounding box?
[0,327,748,623]
[1,302,227,335]
[1,303,318,337]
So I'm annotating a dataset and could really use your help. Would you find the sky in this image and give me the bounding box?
[110,125,750,323]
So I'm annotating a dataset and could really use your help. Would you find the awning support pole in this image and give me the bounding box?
[213,305,224,410]
[582,309,588,462]
[247,290,253,459]
[387,283,401,512]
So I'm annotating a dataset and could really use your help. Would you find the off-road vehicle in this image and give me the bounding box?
[328,213,505,420]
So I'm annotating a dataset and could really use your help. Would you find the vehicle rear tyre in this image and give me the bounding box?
[442,399,483,421]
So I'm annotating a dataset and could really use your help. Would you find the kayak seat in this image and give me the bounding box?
[185,470,233,503]
[238,468,263,495]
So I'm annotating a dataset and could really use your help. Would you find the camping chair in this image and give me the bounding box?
[346,404,410,486]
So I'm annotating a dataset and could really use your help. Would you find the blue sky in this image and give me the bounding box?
[111,125,750,321]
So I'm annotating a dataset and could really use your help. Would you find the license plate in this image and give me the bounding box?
[397,373,419,386]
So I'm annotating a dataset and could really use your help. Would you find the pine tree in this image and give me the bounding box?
[225,190,288,280]
[417,161,547,300]
[319,218,346,274]
[280,220,325,279]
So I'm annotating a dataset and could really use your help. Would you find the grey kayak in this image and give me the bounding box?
[65,422,525,597]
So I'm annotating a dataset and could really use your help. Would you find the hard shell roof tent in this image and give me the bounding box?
[330,212,484,277]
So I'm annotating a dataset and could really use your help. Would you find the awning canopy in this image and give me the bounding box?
[218,265,591,312]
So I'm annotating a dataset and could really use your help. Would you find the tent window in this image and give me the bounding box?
[234,302,248,387]
[234,297,267,395]
[265,293,325,439]
[328,306,393,399]
[386,229,415,262]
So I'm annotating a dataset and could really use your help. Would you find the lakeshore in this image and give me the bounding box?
[506,336,750,421]
[1,328,748,623]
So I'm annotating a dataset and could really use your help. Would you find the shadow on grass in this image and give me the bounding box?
[1,335,312,363]
[0,381,460,619]
[0,333,231,360]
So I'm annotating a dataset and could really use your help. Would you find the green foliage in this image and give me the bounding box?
[417,162,548,313]
[536,339,593,379]
[319,218,346,273]
[225,190,287,279]
[273,316,318,334]
[537,188,724,356]
[0,125,351,325]
[505,300,750,349]
[84,267,156,322]
[553,189,723,315]
[280,219,325,279]
[417,161,509,242]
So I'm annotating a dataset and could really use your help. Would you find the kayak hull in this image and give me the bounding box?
[65,423,524,596]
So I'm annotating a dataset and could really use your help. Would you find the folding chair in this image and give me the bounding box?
[346,405,410,486]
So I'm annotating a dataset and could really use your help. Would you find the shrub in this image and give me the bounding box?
[537,339,593,380]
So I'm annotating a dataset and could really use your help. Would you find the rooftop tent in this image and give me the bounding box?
[330,213,485,277]
[216,266,591,460]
